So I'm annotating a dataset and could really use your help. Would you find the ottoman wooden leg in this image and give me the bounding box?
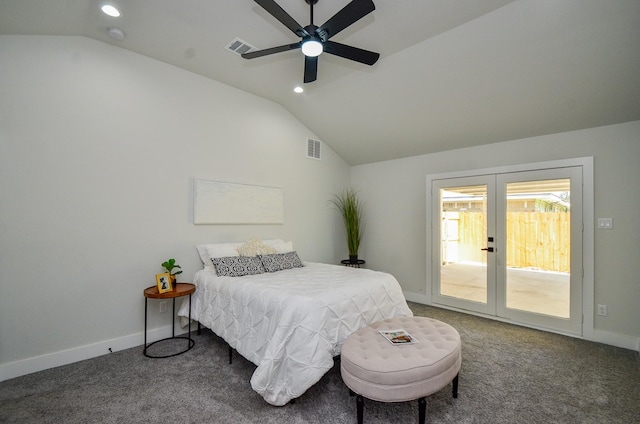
[452,373,459,398]
[418,397,426,424]
[356,394,364,424]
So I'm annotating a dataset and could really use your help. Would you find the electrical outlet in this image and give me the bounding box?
[597,304,607,317]
[159,301,168,313]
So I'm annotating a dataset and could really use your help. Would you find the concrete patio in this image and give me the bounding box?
[440,262,570,318]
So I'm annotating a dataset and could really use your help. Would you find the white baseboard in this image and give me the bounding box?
[404,292,639,353]
[591,329,640,353]
[0,324,190,383]
[403,291,429,304]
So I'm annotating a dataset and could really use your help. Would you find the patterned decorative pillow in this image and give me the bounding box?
[236,238,277,257]
[259,251,304,273]
[212,256,265,277]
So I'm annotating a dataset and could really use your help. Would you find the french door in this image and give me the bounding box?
[431,166,583,335]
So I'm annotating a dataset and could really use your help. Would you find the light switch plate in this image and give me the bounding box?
[597,218,613,229]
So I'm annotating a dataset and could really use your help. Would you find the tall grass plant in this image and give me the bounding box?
[330,189,363,259]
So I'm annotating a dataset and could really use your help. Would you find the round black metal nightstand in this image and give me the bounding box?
[143,283,195,358]
[341,259,365,268]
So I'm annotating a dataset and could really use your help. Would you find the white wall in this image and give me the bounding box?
[351,121,640,349]
[0,36,351,378]
[2,35,637,381]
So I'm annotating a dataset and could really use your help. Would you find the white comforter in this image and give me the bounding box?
[177,262,412,406]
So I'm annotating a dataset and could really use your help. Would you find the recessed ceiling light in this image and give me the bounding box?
[101,4,121,17]
[294,86,304,94]
[108,27,125,41]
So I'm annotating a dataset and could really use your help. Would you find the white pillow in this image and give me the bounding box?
[207,243,242,259]
[269,240,294,253]
[196,242,242,269]
[262,239,285,248]
[196,244,212,268]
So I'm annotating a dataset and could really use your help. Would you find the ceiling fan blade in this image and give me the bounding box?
[323,40,380,65]
[241,42,301,59]
[254,0,309,37]
[304,56,318,83]
[317,0,375,40]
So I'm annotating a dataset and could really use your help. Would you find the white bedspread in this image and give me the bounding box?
[177,262,412,406]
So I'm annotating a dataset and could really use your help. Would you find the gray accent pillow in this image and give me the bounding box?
[259,251,304,273]
[212,256,265,277]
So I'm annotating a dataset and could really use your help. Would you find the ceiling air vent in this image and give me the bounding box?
[226,38,257,55]
[307,139,321,160]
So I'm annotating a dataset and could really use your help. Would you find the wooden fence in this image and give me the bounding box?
[452,212,570,272]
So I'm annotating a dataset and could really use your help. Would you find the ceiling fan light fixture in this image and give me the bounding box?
[243,0,379,82]
[301,38,323,57]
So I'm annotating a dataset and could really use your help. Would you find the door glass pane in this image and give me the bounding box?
[505,179,570,318]
[440,185,488,304]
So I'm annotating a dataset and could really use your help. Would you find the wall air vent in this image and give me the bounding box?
[226,38,257,55]
[307,138,321,160]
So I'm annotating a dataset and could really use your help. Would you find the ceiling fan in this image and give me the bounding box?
[242,0,380,83]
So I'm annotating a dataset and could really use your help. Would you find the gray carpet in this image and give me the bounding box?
[1,303,638,423]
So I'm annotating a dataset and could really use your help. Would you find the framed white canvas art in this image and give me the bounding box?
[193,179,284,224]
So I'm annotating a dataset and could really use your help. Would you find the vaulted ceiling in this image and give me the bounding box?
[2,0,639,165]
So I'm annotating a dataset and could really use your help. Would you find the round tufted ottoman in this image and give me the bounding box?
[340,316,461,424]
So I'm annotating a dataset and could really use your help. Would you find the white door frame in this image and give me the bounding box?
[426,157,594,339]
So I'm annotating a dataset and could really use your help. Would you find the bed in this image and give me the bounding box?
[177,239,413,406]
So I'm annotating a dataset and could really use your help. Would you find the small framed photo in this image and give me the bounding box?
[155,273,172,293]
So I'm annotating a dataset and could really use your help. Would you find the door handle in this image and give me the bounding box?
[481,247,494,252]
